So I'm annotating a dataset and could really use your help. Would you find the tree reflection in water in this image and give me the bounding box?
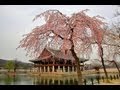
[0,74,32,85]
[4,75,14,85]
[4,74,19,85]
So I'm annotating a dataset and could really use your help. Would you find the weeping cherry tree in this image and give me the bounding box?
[17,9,107,84]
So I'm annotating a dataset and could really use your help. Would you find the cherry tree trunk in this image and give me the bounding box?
[99,46,109,81]
[70,48,83,85]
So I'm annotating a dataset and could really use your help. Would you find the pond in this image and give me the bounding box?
[0,73,118,85]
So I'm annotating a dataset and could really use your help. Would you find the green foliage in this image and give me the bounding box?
[5,61,15,72]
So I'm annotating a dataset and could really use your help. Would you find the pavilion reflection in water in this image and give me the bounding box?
[33,76,78,85]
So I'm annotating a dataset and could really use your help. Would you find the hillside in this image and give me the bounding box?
[0,59,33,69]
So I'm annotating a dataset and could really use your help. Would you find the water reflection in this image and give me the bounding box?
[0,74,17,85]
[0,74,98,85]
[5,75,18,85]
[0,74,33,85]
[0,72,116,85]
[33,76,79,85]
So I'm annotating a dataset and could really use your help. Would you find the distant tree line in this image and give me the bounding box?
[0,59,33,72]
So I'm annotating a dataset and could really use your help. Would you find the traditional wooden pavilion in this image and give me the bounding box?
[29,48,88,74]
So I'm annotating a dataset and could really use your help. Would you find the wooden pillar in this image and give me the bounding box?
[72,66,74,72]
[52,66,54,72]
[34,68,36,73]
[40,66,41,72]
[68,66,70,72]
[58,66,60,72]
[44,66,46,72]
[38,67,40,73]
[74,66,76,72]
[52,56,55,72]
[63,66,65,72]
[38,64,40,73]
[83,62,84,71]
[33,64,35,72]
[48,66,50,72]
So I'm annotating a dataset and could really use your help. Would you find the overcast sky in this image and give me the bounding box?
[0,5,119,63]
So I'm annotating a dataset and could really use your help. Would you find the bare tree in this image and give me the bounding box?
[107,60,120,76]
[103,26,120,77]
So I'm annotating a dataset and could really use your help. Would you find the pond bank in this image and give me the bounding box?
[0,71,119,85]
[0,68,119,75]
